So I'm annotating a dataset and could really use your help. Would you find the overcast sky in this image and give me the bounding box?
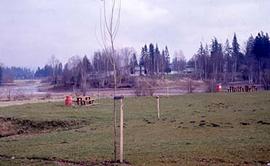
[0,0,269,68]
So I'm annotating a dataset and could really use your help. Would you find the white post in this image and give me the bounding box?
[120,98,124,163]
[156,96,160,120]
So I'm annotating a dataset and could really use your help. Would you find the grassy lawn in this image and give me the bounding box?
[0,92,270,165]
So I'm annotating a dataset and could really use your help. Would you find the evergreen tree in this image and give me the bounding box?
[164,46,171,74]
[195,43,205,79]
[224,39,232,82]
[253,32,270,61]
[140,45,148,75]
[149,43,155,75]
[154,44,161,74]
[252,32,270,86]
[82,55,92,73]
[210,38,223,80]
[245,35,256,83]
[161,50,166,73]
[129,53,138,74]
[203,44,210,79]
[232,33,240,80]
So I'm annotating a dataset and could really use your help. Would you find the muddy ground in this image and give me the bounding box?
[0,117,89,138]
[0,117,132,166]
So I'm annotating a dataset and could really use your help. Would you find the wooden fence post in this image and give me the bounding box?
[120,98,124,163]
[156,96,160,120]
[114,96,125,163]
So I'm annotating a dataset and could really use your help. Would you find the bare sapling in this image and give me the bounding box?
[99,0,122,162]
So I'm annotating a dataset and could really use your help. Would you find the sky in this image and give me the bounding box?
[0,0,269,69]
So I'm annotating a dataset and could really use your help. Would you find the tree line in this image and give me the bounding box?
[0,66,34,84]
[1,31,269,90]
[191,32,270,89]
[139,44,171,75]
[33,44,175,92]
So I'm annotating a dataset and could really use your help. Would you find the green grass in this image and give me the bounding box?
[0,92,270,165]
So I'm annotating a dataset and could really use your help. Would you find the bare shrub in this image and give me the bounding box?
[13,94,28,101]
[205,79,216,92]
[41,93,52,100]
[262,69,270,90]
[45,93,52,99]
[135,78,156,96]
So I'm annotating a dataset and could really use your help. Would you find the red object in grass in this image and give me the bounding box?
[216,84,222,92]
[65,96,73,106]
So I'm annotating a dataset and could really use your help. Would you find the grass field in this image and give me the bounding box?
[0,92,270,165]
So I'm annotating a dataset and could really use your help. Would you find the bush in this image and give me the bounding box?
[135,78,156,96]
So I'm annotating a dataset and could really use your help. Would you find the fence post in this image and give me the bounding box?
[114,96,125,163]
[156,96,160,120]
[120,98,124,163]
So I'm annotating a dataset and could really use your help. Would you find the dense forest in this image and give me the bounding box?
[191,32,270,87]
[0,31,270,90]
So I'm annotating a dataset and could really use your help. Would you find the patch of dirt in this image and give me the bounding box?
[240,122,250,126]
[143,118,155,124]
[0,155,132,166]
[197,121,221,128]
[207,102,229,109]
[257,121,270,125]
[176,120,227,128]
[197,157,226,164]
[0,117,89,138]
[198,120,206,127]
[209,123,220,127]
[195,157,265,166]
[234,109,244,112]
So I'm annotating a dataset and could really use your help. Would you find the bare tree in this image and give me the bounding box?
[99,0,121,162]
[99,0,121,93]
[172,50,186,73]
[0,63,3,86]
[66,56,82,93]
[48,55,60,85]
[119,47,136,76]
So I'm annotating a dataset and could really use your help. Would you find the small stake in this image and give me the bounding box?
[114,96,124,163]
[120,98,124,163]
[156,96,160,120]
